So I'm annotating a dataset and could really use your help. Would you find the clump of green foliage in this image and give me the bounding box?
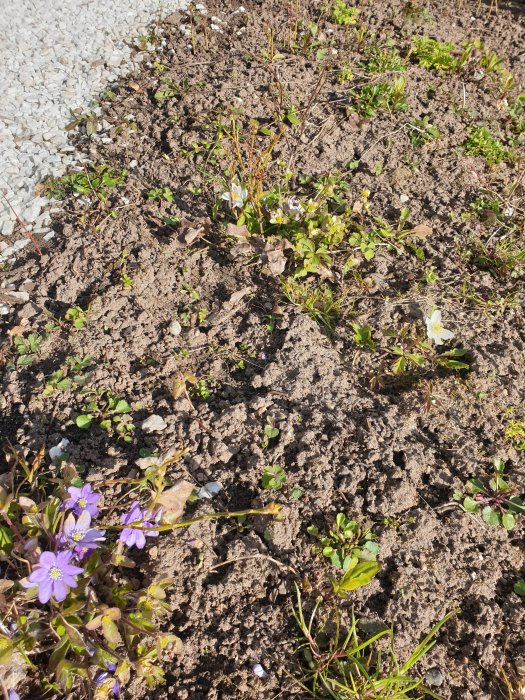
[76,389,134,442]
[308,514,381,598]
[10,333,44,368]
[412,37,457,70]
[308,513,379,568]
[44,165,127,202]
[331,0,359,25]
[350,78,408,117]
[364,47,407,73]
[282,279,342,332]
[406,116,440,146]
[293,589,457,700]
[42,356,94,397]
[505,406,525,450]
[453,458,524,529]
[463,126,509,165]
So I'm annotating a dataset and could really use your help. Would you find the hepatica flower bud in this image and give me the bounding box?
[65,483,101,517]
[22,551,84,604]
[119,501,161,549]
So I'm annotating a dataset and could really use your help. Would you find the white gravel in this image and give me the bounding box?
[0,0,187,262]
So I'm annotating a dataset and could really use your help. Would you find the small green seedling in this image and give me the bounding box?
[76,390,134,442]
[147,187,174,203]
[190,377,212,401]
[11,333,44,367]
[364,47,406,73]
[505,407,525,450]
[412,36,457,70]
[261,465,287,491]
[65,305,89,330]
[261,418,280,448]
[407,116,440,146]
[44,164,127,203]
[308,513,380,570]
[352,323,376,351]
[331,0,359,25]
[515,579,525,596]
[463,126,509,166]
[332,557,381,598]
[42,356,94,397]
[453,458,524,529]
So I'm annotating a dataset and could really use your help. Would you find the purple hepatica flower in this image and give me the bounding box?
[22,551,84,604]
[62,511,105,559]
[8,690,20,700]
[119,501,161,549]
[65,483,101,517]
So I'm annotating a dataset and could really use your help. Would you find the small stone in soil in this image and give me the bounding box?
[141,414,167,433]
[425,668,444,687]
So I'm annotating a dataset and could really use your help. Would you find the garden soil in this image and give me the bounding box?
[2,0,525,698]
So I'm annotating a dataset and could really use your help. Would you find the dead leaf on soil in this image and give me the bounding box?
[317,264,338,282]
[266,247,287,275]
[128,81,141,92]
[407,224,433,239]
[171,218,211,249]
[157,479,195,524]
[7,320,29,338]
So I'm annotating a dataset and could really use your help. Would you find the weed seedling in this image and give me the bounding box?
[308,513,380,569]
[406,116,440,145]
[261,464,287,491]
[147,186,174,203]
[412,36,457,70]
[261,418,280,448]
[352,323,376,351]
[331,0,359,25]
[76,390,134,443]
[453,458,524,529]
[293,589,456,697]
[65,305,89,330]
[11,333,44,367]
[44,164,127,203]
[463,126,509,165]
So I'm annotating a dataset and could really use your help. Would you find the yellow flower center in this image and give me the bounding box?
[72,530,83,542]
[49,567,62,581]
[431,322,443,334]
[78,498,87,508]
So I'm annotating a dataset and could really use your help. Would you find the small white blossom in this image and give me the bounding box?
[221,181,247,210]
[425,309,454,345]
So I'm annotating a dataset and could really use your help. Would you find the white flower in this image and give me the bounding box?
[221,181,247,210]
[425,309,454,346]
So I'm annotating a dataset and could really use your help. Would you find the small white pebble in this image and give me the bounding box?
[252,663,268,679]
[49,438,70,461]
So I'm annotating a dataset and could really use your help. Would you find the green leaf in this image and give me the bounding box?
[0,525,13,555]
[502,512,515,530]
[463,496,478,512]
[482,506,500,526]
[76,414,93,430]
[508,496,525,514]
[466,478,484,494]
[514,579,525,596]
[56,378,73,391]
[333,557,381,597]
[114,400,131,414]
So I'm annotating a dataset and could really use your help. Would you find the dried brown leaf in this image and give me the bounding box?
[157,479,195,524]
